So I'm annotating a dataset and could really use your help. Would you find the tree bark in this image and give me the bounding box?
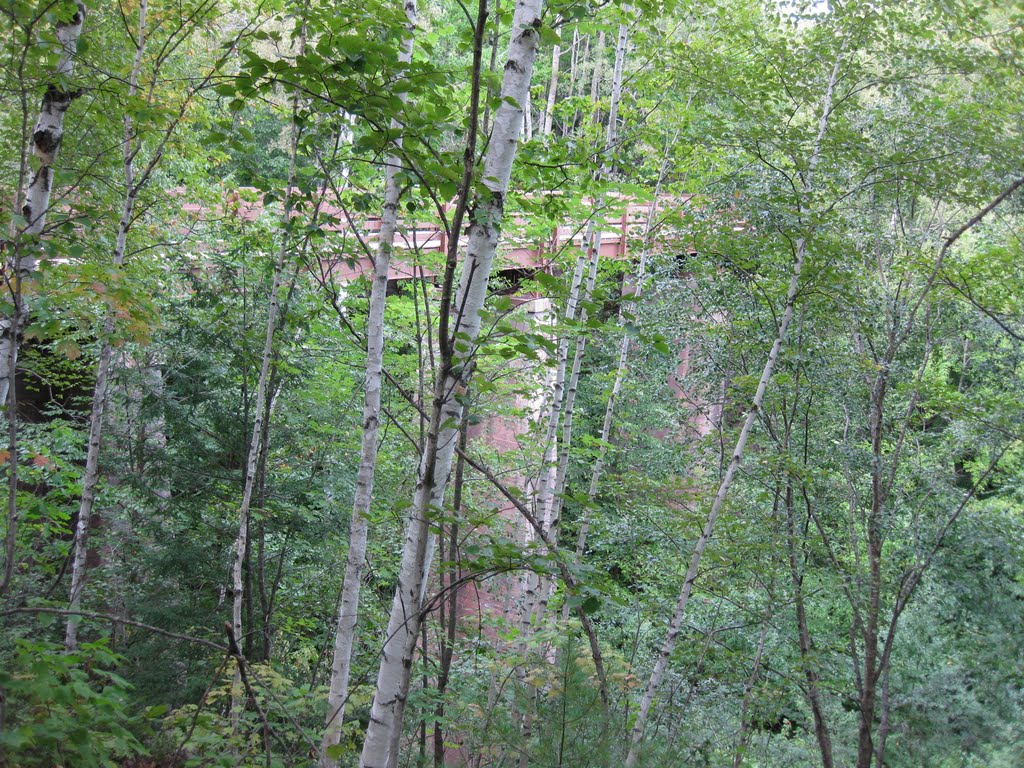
[575,148,669,560]
[523,86,533,141]
[320,3,417,764]
[530,15,629,623]
[0,1,86,598]
[433,429,465,768]
[540,41,560,136]
[787,485,834,768]
[481,0,500,136]
[847,170,1024,761]
[64,0,145,651]
[531,10,627,584]
[624,236,808,768]
[357,0,545,762]
[230,32,305,721]
[855,371,886,768]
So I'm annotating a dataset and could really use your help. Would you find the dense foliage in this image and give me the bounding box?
[1,0,1022,766]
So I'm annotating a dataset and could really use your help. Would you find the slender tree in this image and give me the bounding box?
[229,28,306,723]
[540,40,560,136]
[574,146,672,560]
[528,13,629,624]
[64,0,152,651]
[624,42,845,768]
[358,0,545,761]
[320,1,418,762]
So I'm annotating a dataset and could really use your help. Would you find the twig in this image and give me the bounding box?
[2,607,226,652]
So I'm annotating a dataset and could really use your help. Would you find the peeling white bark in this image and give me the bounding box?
[20,3,84,243]
[0,2,86,408]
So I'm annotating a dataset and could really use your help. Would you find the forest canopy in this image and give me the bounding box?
[1,0,1022,767]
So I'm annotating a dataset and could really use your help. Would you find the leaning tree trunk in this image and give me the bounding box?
[0,1,86,598]
[624,47,844,768]
[64,0,148,652]
[357,0,545,762]
[319,2,417,763]
[624,224,809,768]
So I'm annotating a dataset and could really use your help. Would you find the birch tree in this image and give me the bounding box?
[62,0,226,652]
[63,0,151,652]
[574,147,672,560]
[358,0,546,761]
[527,13,629,625]
[229,30,306,723]
[0,0,85,597]
[320,1,417,763]
[0,0,85,406]
[539,40,560,136]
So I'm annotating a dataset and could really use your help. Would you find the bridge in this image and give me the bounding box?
[181,190,692,283]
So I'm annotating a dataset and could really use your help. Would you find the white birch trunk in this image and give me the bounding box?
[575,151,667,560]
[18,3,85,243]
[64,0,146,652]
[229,216,293,720]
[566,30,582,125]
[528,229,598,621]
[358,0,545,763]
[623,238,807,768]
[548,224,598,533]
[540,42,560,136]
[525,15,614,570]
[320,2,417,763]
[589,32,605,108]
[0,3,85,597]
[623,48,844,767]
[605,17,627,158]
[516,245,586,628]
[229,68,304,722]
[0,2,85,403]
[531,17,629,620]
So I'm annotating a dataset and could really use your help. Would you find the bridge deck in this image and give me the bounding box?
[181,192,688,282]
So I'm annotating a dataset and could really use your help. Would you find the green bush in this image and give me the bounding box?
[0,637,145,767]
